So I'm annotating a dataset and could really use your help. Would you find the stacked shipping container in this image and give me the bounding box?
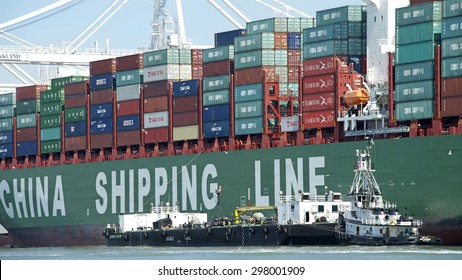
[394,1,442,121]
[441,0,462,117]
[64,81,89,151]
[302,5,366,130]
[172,80,200,141]
[0,92,15,158]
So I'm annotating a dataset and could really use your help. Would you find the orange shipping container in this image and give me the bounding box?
[144,96,169,113]
[302,75,335,94]
[117,99,140,116]
[302,92,335,112]
[274,32,288,49]
[302,110,335,129]
[117,130,140,146]
[65,135,87,152]
[172,95,198,113]
[234,66,275,86]
[91,133,113,149]
[173,111,199,127]
[90,89,114,104]
[144,127,169,143]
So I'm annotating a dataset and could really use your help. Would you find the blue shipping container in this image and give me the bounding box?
[288,33,301,50]
[90,117,113,134]
[172,80,199,97]
[16,141,37,156]
[203,104,230,122]
[0,131,13,144]
[0,143,13,158]
[90,73,114,91]
[116,114,140,131]
[65,121,87,137]
[215,29,246,47]
[203,121,230,138]
[90,103,113,119]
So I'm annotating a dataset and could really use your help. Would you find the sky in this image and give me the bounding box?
[0,0,365,85]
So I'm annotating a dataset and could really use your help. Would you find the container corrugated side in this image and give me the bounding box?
[234,100,263,119]
[16,140,37,156]
[203,120,230,138]
[443,0,462,18]
[51,76,87,89]
[173,111,199,127]
[442,15,462,39]
[143,81,169,98]
[395,60,434,83]
[316,5,365,26]
[202,45,234,63]
[40,88,64,104]
[0,131,13,144]
[40,127,61,141]
[16,127,37,142]
[65,106,86,122]
[116,69,143,87]
[90,133,113,149]
[116,84,141,101]
[117,99,140,116]
[90,103,113,119]
[303,23,349,43]
[64,94,87,109]
[65,135,87,151]
[0,105,15,118]
[395,41,436,64]
[173,125,199,141]
[90,58,116,75]
[116,53,143,71]
[90,89,114,104]
[303,40,348,60]
[302,110,335,129]
[235,50,275,69]
[117,130,140,146]
[203,60,233,77]
[144,49,179,67]
[172,95,198,113]
[172,80,199,97]
[116,114,140,131]
[40,102,61,116]
[234,66,275,86]
[16,85,48,101]
[395,80,435,102]
[203,75,230,92]
[215,29,246,47]
[442,95,462,116]
[16,113,36,129]
[144,127,169,143]
[16,99,38,115]
[40,114,61,129]
[302,75,335,94]
[246,18,287,35]
[234,33,275,53]
[442,76,462,97]
[90,73,114,91]
[0,93,15,106]
[65,121,86,137]
[144,96,169,113]
[287,33,301,50]
[143,65,180,83]
[235,117,263,135]
[144,111,169,128]
[396,21,441,45]
[442,56,462,78]
[302,92,335,111]
[395,100,434,121]
[396,2,442,26]
[0,143,13,158]
[90,117,113,134]
[64,80,89,96]
[203,90,230,106]
[203,104,230,122]
[442,37,462,58]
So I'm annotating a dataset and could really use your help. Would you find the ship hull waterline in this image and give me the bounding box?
[1,135,461,247]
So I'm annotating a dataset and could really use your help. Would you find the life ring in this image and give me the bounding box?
[390,218,396,226]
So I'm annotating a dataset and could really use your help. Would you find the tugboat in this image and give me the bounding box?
[335,139,443,246]
[103,187,349,247]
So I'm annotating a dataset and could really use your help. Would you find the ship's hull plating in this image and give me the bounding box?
[1,135,462,247]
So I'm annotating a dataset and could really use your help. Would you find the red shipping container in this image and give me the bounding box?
[117,99,140,116]
[442,96,462,117]
[144,81,170,98]
[116,53,143,72]
[16,127,37,142]
[288,66,300,83]
[192,64,203,79]
[274,32,288,49]
[234,66,275,86]
[302,92,335,112]
[16,85,48,101]
[288,50,301,67]
[173,111,199,127]
[302,75,335,94]
[192,49,203,64]
[144,127,169,143]
[203,60,233,77]
[303,56,347,77]
[442,77,462,98]
[91,133,113,149]
[302,110,335,129]
[410,0,434,5]
[172,95,198,113]
[144,96,169,113]
[117,130,140,146]
[64,80,89,96]
[65,135,87,151]
[65,94,88,108]
[90,88,114,104]
[90,58,116,75]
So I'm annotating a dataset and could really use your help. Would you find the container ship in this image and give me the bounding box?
[1,0,462,247]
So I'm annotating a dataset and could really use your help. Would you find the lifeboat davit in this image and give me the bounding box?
[343,88,369,107]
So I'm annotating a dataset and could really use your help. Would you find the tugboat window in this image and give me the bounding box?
[318,205,324,213]
[305,212,310,223]
[332,205,338,213]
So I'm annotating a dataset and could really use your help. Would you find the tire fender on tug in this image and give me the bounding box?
[143,231,148,239]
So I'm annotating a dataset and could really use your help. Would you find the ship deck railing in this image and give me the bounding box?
[280,195,349,203]
[360,218,423,227]
[150,205,180,214]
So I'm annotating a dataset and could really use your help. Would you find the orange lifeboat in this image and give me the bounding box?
[343,88,369,107]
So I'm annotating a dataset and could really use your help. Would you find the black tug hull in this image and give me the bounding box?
[336,232,443,246]
[106,223,338,247]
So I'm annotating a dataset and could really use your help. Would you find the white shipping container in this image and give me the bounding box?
[116,84,140,101]
[144,65,180,83]
[144,111,169,128]
[179,64,192,80]
[173,125,199,141]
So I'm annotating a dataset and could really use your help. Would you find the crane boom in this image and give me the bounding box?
[207,0,244,29]
[223,0,250,22]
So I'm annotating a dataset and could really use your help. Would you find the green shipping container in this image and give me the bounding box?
[395,80,434,102]
[287,18,301,32]
[274,50,287,66]
[395,61,434,83]
[442,37,462,58]
[275,66,288,83]
[0,118,13,132]
[40,114,61,129]
[0,93,15,106]
[234,83,263,103]
[51,76,87,89]
[234,33,274,53]
[396,2,442,26]
[202,90,230,106]
[235,100,263,119]
[235,50,275,69]
[442,15,462,39]
[40,88,64,104]
[395,100,434,121]
[442,56,462,78]
[179,49,192,64]
[41,139,61,154]
[0,105,14,118]
[202,45,234,63]
[316,5,365,26]
[303,40,348,59]
[443,0,462,18]
[246,18,287,35]
[65,106,87,122]
[144,49,179,67]
[116,69,143,86]
[235,117,263,135]
[16,113,37,129]
[396,21,442,45]
[395,41,436,64]
[203,75,230,92]
[40,102,61,116]
[300,18,315,30]
[41,127,61,141]
[16,99,38,115]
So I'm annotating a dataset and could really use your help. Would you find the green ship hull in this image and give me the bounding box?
[1,134,461,246]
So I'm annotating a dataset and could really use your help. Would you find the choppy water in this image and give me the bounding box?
[1,245,461,260]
